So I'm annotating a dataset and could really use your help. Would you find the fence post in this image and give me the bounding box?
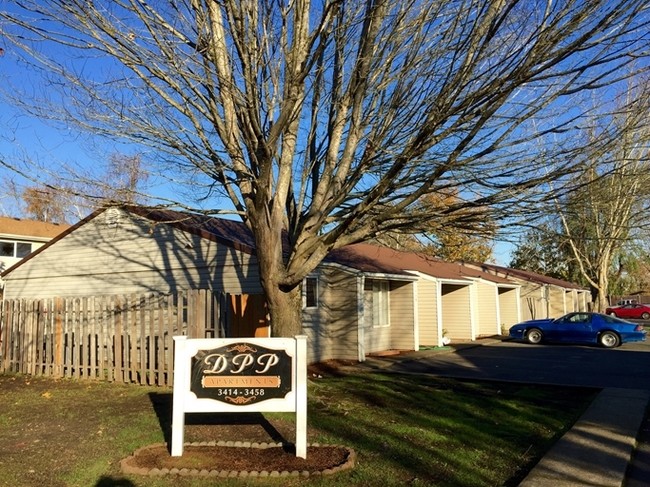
[0,300,11,371]
[54,297,63,378]
[114,295,123,382]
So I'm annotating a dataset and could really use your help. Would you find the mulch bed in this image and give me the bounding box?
[121,442,355,477]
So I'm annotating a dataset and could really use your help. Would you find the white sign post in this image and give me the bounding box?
[171,335,308,458]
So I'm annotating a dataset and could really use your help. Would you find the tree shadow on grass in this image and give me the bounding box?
[94,476,136,487]
[148,392,287,452]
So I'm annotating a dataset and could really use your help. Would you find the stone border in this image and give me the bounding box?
[121,441,356,478]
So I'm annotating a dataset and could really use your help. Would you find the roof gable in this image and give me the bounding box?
[1,206,258,277]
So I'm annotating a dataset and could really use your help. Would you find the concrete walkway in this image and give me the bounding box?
[354,340,650,487]
[519,388,649,486]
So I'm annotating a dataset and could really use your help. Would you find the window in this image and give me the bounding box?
[304,277,319,308]
[0,241,13,257]
[16,242,32,257]
[0,240,32,258]
[566,313,590,324]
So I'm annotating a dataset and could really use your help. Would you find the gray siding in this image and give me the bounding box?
[301,266,359,363]
[566,289,588,313]
[577,291,590,311]
[3,209,262,299]
[520,283,545,321]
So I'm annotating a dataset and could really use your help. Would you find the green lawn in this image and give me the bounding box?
[0,372,596,487]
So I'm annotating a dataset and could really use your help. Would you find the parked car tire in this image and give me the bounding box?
[525,328,543,344]
[642,312,650,320]
[609,311,617,317]
[599,331,620,348]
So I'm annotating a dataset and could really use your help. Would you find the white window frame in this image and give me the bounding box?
[0,239,33,258]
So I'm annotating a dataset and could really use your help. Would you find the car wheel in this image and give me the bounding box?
[608,312,617,317]
[642,312,650,320]
[599,331,620,348]
[525,328,543,345]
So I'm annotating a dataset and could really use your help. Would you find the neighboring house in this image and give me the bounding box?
[328,244,520,347]
[0,216,70,274]
[470,263,590,320]
[0,206,419,363]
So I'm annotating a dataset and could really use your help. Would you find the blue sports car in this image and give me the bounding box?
[509,312,647,348]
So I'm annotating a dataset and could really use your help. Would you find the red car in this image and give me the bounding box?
[605,303,650,320]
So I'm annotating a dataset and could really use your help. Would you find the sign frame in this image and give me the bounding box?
[171,335,308,458]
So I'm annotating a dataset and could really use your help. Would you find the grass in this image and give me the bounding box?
[0,371,597,487]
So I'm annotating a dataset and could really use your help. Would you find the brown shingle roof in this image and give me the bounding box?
[0,216,71,239]
[325,244,415,276]
[458,263,516,285]
[476,262,586,290]
[327,243,469,280]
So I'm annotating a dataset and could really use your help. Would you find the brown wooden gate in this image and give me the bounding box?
[228,294,270,337]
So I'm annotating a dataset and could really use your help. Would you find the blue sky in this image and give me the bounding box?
[3,1,648,270]
[0,6,536,266]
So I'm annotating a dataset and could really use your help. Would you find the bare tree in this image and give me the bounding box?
[1,1,649,335]
[556,89,650,311]
[98,153,149,206]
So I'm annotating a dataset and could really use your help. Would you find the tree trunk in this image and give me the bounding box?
[595,270,609,312]
[252,219,304,337]
[264,284,303,337]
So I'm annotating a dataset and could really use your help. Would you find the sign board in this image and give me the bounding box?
[171,335,308,458]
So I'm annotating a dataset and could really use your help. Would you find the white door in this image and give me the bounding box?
[363,280,391,354]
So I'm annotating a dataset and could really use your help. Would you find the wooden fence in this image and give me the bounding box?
[0,290,226,386]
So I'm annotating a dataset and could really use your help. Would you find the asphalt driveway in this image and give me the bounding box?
[383,339,650,390]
